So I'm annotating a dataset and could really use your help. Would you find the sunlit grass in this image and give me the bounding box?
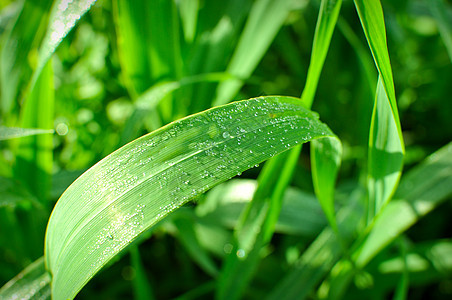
[0,0,451,299]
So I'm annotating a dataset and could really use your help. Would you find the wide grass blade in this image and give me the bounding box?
[44,96,337,299]
[0,126,53,141]
[353,0,405,219]
[367,76,404,219]
[0,257,51,300]
[213,0,293,106]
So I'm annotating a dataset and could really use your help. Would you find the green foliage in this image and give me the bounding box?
[0,0,451,299]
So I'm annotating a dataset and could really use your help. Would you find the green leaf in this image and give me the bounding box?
[130,246,155,300]
[34,0,97,84]
[44,96,337,299]
[353,0,405,218]
[367,76,404,218]
[213,0,293,106]
[0,0,52,115]
[178,0,199,43]
[0,126,53,141]
[0,257,51,300]
[301,0,342,108]
[353,142,452,267]
[428,0,452,62]
[311,137,342,232]
[14,60,54,202]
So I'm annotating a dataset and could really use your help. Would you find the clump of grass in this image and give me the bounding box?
[0,0,451,299]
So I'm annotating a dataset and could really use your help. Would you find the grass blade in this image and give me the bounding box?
[311,137,342,232]
[0,257,51,300]
[353,142,452,267]
[0,126,53,141]
[14,60,54,202]
[301,0,342,108]
[428,0,452,62]
[213,0,293,106]
[216,148,301,300]
[353,0,405,219]
[178,0,199,43]
[172,212,219,277]
[367,76,404,218]
[0,0,52,116]
[267,193,366,300]
[113,0,153,97]
[34,0,97,84]
[44,96,337,299]
[130,246,155,300]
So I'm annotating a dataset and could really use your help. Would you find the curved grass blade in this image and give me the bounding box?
[367,76,404,219]
[353,0,405,219]
[0,126,53,141]
[34,0,97,83]
[0,257,51,300]
[44,96,337,299]
[301,0,342,108]
[353,142,452,267]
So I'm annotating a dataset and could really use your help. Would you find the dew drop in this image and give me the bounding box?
[223,131,230,138]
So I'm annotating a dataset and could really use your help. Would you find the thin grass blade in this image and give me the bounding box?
[428,0,452,62]
[353,0,405,219]
[0,0,52,116]
[213,0,293,106]
[0,257,51,300]
[34,0,97,86]
[178,0,199,43]
[14,60,54,202]
[0,126,53,141]
[301,0,342,108]
[267,192,366,300]
[44,96,337,299]
[130,246,155,300]
[311,137,342,232]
